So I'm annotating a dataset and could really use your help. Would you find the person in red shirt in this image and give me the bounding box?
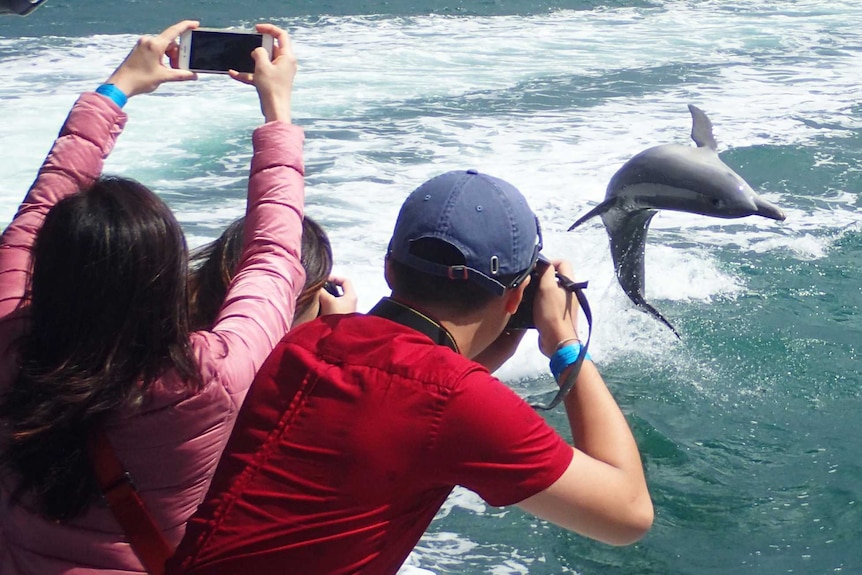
[167,169,654,575]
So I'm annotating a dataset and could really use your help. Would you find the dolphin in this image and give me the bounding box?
[568,104,786,337]
[0,0,45,16]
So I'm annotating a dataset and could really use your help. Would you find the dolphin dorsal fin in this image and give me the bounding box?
[688,104,717,150]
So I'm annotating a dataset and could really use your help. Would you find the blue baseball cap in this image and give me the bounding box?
[388,169,542,296]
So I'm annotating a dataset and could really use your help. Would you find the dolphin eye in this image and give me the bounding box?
[711,198,721,207]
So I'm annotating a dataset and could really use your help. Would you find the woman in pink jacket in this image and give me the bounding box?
[0,20,305,573]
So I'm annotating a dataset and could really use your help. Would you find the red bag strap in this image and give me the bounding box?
[88,428,173,575]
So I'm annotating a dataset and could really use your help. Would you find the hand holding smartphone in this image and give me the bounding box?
[178,28,274,74]
[180,23,295,123]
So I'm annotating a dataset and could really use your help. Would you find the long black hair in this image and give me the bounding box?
[0,176,200,520]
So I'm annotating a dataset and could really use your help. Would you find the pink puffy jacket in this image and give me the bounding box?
[0,92,305,574]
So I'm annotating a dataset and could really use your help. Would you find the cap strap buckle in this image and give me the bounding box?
[447,265,469,280]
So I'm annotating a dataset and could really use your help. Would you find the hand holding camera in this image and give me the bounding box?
[506,254,586,358]
[506,255,593,411]
[320,277,358,316]
[505,254,550,330]
[533,258,582,358]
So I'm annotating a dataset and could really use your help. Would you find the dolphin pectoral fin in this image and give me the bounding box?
[568,198,618,231]
[607,209,680,338]
[688,104,717,150]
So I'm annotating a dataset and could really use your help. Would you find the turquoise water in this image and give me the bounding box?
[1,1,860,573]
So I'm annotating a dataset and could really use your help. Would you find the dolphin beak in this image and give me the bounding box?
[754,196,786,221]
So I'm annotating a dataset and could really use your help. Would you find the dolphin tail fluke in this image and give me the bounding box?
[688,104,717,150]
[636,299,681,339]
[568,199,617,231]
[607,209,680,338]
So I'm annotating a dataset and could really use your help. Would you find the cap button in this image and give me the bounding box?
[466,169,479,175]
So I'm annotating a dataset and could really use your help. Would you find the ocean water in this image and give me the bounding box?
[1,1,860,573]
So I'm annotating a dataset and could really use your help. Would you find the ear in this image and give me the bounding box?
[384,256,394,290]
[292,293,320,328]
[504,275,530,314]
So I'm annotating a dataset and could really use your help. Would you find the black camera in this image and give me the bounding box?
[323,281,343,297]
[506,254,551,330]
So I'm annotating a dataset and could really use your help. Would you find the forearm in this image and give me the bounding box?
[471,329,526,372]
[0,93,125,318]
[242,121,305,282]
[211,121,306,390]
[513,360,652,545]
[563,362,644,471]
[561,361,651,504]
[5,93,126,240]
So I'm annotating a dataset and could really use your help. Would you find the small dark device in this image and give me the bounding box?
[323,281,343,297]
[506,254,551,330]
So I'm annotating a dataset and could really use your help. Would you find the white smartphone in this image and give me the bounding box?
[178,28,274,75]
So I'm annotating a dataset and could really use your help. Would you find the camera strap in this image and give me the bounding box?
[368,297,459,353]
[530,272,593,411]
[369,284,592,412]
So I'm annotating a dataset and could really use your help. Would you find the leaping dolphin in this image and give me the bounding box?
[0,0,45,16]
[568,104,786,337]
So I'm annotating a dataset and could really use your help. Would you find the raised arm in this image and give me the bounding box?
[0,20,198,323]
[208,24,307,399]
[516,259,654,545]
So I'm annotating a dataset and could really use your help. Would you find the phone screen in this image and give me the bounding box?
[188,30,263,73]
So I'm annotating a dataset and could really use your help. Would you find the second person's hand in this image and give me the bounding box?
[319,276,358,316]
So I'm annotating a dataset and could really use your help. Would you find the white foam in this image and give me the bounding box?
[403,530,480,572]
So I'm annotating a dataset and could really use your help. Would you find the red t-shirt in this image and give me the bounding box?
[168,313,573,575]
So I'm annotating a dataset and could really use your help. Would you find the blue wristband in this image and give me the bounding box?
[549,343,592,381]
[95,83,128,109]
